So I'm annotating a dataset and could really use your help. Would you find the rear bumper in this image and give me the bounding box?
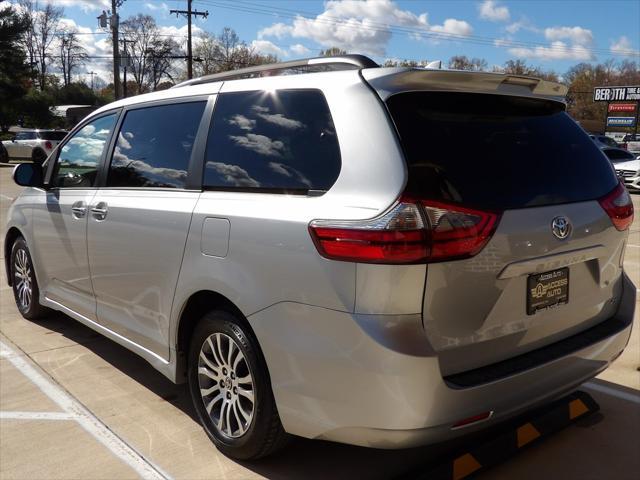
[248,273,635,449]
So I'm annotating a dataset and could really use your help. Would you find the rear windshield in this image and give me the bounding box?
[38,131,67,140]
[387,92,618,210]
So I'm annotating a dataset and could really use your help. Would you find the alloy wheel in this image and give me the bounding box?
[197,333,255,438]
[13,248,32,311]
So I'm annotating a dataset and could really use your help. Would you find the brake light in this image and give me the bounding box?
[309,198,500,264]
[598,182,634,231]
[44,141,52,149]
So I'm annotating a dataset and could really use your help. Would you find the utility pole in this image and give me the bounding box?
[88,71,96,90]
[99,2,125,99]
[119,38,134,98]
[170,1,208,79]
[111,0,123,99]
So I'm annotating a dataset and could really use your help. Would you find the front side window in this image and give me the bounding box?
[52,113,118,188]
[203,89,341,193]
[107,101,206,189]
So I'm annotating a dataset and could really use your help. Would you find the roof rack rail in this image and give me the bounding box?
[172,54,379,88]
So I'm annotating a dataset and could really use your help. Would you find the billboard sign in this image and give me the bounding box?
[606,117,636,127]
[594,86,640,102]
[608,103,637,113]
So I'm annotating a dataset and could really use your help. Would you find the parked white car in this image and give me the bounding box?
[614,158,640,192]
[1,129,67,164]
[622,134,640,154]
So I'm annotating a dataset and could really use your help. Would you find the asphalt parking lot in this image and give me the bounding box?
[0,163,639,480]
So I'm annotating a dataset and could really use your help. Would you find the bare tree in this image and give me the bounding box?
[193,28,279,77]
[319,47,347,57]
[120,14,178,93]
[20,1,63,90]
[58,29,87,86]
[146,37,179,90]
[448,55,487,71]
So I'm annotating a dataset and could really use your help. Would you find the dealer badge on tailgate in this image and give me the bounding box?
[527,268,569,315]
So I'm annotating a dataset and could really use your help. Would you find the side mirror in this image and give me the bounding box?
[13,163,44,188]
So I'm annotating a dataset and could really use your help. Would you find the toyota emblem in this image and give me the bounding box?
[551,216,571,240]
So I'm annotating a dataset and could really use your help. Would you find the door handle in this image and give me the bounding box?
[91,202,108,221]
[71,201,87,219]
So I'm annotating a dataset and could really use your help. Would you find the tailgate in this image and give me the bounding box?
[423,200,627,375]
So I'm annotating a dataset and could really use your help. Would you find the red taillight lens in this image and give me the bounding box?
[598,182,634,231]
[310,228,428,263]
[44,141,52,149]
[421,201,500,261]
[309,199,500,264]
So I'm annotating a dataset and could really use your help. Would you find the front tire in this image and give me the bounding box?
[10,237,50,319]
[188,310,288,460]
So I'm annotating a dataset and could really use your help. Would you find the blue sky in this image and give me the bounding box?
[4,0,640,83]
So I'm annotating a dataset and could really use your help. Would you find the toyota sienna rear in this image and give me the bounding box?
[5,55,635,459]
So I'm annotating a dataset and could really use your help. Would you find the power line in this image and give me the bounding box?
[195,0,640,58]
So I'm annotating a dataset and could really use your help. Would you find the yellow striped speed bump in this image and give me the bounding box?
[400,391,599,480]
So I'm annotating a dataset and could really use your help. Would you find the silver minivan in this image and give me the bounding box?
[5,55,636,460]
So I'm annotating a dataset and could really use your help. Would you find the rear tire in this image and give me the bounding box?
[10,237,51,320]
[187,310,288,460]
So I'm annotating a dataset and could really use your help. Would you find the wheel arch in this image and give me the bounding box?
[174,290,264,383]
[4,227,23,286]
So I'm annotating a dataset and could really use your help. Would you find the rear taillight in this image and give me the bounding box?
[309,198,500,264]
[44,141,52,149]
[598,182,634,231]
[620,143,627,150]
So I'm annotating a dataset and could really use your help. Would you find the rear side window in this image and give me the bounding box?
[203,89,341,193]
[387,92,618,210]
[107,101,206,189]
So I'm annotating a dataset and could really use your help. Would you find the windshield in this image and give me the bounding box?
[39,131,67,141]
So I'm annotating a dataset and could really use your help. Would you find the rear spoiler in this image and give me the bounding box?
[362,68,568,104]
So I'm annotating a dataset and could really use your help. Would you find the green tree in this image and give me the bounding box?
[0,5,32,130]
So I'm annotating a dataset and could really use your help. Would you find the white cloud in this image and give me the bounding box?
[290,44,311,56]
[206,162,261,188]
[610,36,640,56]
[257,0,472,56]
[430,19,473,37]
[54,0,110,12]
[144,2,168,11]
[544,26,593,46]
[228,115,256,131]
[478,1,510,22]
[258,23,292,39]
[257,112,304,129]
[229,133,285,157]
[250,39,287,58]
[508,41,595,61]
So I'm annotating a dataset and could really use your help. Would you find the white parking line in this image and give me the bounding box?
[0,340,172,480]
[0,411,79,421]
[583,382,640,405]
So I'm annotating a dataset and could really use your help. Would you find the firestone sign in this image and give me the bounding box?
[608,103,637,112]
[593,86,640,102]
